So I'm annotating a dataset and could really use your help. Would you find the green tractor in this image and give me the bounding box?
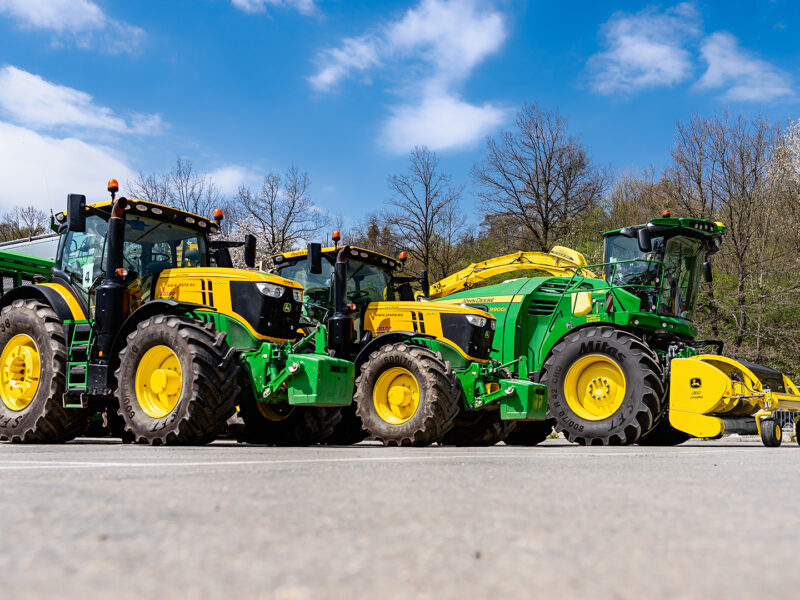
[0,182,354,445]
[431,213,730,445]
[268,236,546,447]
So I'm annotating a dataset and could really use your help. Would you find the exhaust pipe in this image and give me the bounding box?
[93,196,129,364]
[327,246,354,358]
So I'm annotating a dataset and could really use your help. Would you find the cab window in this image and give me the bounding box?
[117,215,207,277]
[57,215,108,295]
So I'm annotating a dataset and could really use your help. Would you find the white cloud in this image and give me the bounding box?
[207,165,262,195]
[587,2,701,95]
[0,0,145,53]
[308,36,380,92]
[0,66,163,136]
[697,32,794,102]
[0,121,135,212]
[231,0,316,16]
[309,0,509,154]
[382,92,507,153]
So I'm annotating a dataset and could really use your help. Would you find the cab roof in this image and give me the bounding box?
[54,199,219,235]
[604,216,726,237]
[272,245,401,271]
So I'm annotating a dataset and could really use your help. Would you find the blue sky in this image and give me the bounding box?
[0,0,797,226]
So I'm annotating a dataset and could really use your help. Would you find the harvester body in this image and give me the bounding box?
[434,216,800,446]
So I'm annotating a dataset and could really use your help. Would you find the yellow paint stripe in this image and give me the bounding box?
[38,283,87,320]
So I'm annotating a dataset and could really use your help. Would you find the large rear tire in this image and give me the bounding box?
[542,326,664,445]
[0,299,89,442]
[354,343,459,446]
[115,315,239,445]
[439,409,515,446]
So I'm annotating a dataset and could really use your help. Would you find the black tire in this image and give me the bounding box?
[637,415,691,446]
[238,393,342,445]
[0,299,89,443]
[354,343,460,446]
[503,419,555,446]
[542,326,664,445]
[760,418,782,447]
[439,409,516,446]
[323,403,368,445]
[115,315,239,445]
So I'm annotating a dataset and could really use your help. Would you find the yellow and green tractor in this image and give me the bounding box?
[268,237,546,446]
[0,181,354,445]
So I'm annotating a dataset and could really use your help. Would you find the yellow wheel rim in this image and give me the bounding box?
[776,423,782,441]
[0,334,41,411]
[135,345,183,419]
[257,402,295,422]
[373,367,420,425]
[563,354,626,421]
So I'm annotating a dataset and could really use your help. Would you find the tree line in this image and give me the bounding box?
[3,104,799,375]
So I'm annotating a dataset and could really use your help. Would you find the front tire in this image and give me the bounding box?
[0,299,89,443]
[354,343,459,446]
[542,326,664,445]
[115,315,239,445]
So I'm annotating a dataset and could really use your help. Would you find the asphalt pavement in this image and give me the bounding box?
[1,437,798,599]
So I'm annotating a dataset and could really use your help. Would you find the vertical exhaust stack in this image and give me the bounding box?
[327,246,354,357]
[93,180,129,366]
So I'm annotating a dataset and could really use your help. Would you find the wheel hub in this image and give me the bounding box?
[563,354,626,421]
[373,367,420,425]
[0,334,41,411]
[135,345,183,419]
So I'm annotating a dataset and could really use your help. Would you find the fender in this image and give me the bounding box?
[0,284,78,322]
[353,331,433,370]
[109,300,217,360]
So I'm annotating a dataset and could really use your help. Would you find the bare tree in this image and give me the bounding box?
[0,206,48,241]
[474,103,606,252]
[386,146,466,279]
[235,164,325,254]
[129,157,223,219]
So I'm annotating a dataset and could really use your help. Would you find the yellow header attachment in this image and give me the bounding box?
[428,247,597,299]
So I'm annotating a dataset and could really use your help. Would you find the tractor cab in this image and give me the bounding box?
[271,243,402,325]
[602,212,725,321]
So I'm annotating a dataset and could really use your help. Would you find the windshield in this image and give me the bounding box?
[604,233,704,320]
[120,214,208,277]
[279,257,393,323]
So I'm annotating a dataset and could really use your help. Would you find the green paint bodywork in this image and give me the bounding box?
[0,249,54,286]
[194,310,354,408]
[438,218,725,382]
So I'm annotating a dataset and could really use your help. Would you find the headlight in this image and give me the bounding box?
[465,315,487,328]
[293,289,303,303]
[255,282,285,298]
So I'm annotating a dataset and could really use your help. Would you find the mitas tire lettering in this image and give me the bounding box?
[541,326,664,446]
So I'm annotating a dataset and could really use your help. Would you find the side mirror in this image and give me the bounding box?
[67,194,86,232]
[637,227,652,253]
[308,243,322,275]
[420,269,430,298]
[243,234,256,268]
[703,261,712,283]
